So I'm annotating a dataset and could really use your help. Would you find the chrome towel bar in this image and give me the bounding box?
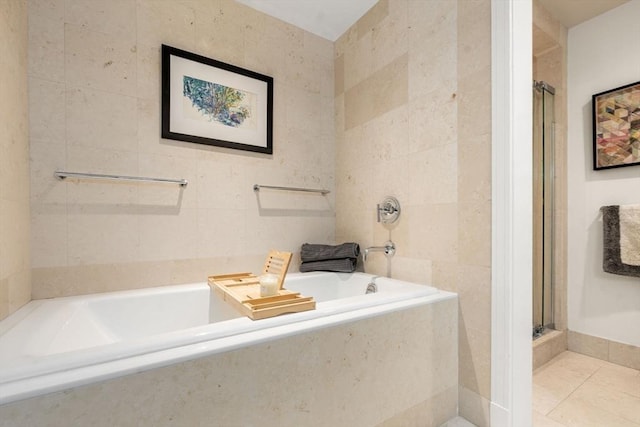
[54,171,188,187]
[253,184,330,194]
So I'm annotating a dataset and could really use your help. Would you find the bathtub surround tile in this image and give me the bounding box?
[342,29,373,93]
[389,257,433,286]
[27,9,64,82]
[458,134,491,203]
[64,24,137,96]
[196,208,246,258]
[28,78,66,143]
[408,88,458,154]
[0,0,30,321]
[431,261,460,294]
[336,0,491,414]
[407,1,457,99]
[137,153,197,209]
[30,254,269,299]
[66,207,140,266]
[377,385,458,427]
[193,1,246,68]
[357,0,389,40]
[407,204,458,262]
[458,385,490,427]
[335,54,345,97]
[457,201,491,267]
[0,200,29,277]
[344,54,408,131]
[408,144,458,205]
[456,0,491,81]
[65,87,138,153]
[29,139,67,205]
[0,129,30,206]
[136,0,196,51]
[368,1,408,73]
[30,0,336,298]
[458,324,491,398]
[0,297,458,427]
[137,208,199,262]
[64,147,139,206]
[0,279,7,321]
[195,160,246,210]
[135,45,161,101]
[28,0,64,22]
[440,416,478,427]
[457,265,491,332]
[408,0,456,54]
[456,68,492,146]
[0,270,31,321]
[64,0,137,41]
[30,203,67,269]
[242,16,287,79]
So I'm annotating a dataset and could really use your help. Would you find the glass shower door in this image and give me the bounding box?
[533,81,555,338]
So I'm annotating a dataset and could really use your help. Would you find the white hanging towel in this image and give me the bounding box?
[619,204,640,266]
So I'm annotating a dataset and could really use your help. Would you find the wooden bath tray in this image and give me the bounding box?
[208,273,316,320]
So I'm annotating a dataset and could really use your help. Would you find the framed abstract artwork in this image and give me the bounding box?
[593,80,640,170]
[161,45,273,154]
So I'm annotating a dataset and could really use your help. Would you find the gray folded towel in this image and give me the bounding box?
[602,205,640,277]
[299,258,357,273]
[301,242,360,262]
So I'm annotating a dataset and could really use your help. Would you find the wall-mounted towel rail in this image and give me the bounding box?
[54,171,188,187]
[253,184,330,194]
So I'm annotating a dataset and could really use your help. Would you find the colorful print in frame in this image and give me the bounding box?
[593,80,640,170]
[162,45,273,154]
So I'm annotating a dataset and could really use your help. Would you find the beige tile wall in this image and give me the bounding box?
[568,330,640,370]
[0,0,30,321]
[28,0,336,298]
[0,298,458,427]
[334,0,492,425]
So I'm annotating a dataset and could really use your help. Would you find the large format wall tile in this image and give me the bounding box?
[29,0,336,297]
[0,0,30,321]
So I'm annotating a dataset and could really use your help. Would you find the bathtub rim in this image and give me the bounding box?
[0,273,439,385]
[0,276,456,406]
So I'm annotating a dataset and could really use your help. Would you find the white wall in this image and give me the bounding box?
[567,0,640,347]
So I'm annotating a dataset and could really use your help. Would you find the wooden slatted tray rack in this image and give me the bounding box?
[208,250,316,320]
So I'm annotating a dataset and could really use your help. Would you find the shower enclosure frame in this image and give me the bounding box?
[533,80,556,338]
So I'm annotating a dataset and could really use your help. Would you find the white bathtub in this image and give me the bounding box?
[0,272,455,405]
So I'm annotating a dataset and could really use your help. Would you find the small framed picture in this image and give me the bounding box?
[161,45,273,154]
[592,80,640,170]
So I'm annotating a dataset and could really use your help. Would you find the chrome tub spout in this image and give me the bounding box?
[363,241,396,262]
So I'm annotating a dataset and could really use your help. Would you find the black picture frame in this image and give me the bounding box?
[592,80,640,170]
[161,45,273,154]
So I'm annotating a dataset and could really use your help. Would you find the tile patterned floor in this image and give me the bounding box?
[533,351,640,427]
